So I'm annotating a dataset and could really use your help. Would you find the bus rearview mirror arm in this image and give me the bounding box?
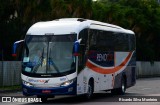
[73,39,82,56]
[12,40,24,57]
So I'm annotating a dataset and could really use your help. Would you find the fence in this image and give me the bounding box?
[0,61,160,86]
[136,61,160,77]
[0,61,21,87]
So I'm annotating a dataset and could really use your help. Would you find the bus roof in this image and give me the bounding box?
[27,18,134,35]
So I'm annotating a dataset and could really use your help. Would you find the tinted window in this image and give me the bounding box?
[89,29,135,52]
[79,29,88,45]
[78,29,89,72]
[114,33,130,51]
[129,34,136,51]
[89,29,114,51]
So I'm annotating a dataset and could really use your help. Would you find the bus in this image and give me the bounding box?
[12,18,136,102]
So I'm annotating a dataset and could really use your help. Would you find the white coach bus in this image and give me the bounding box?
[12,18,136,102]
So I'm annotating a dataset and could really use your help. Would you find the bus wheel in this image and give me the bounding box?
[37,95,48,102]
[119,77,126,95]
[85,80,93,100]
[111,77,126,95]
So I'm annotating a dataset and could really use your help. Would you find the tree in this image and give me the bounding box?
[92,0,160,61]
[0,0,160,61]
[0,0,52,60]
[50,0,93,19]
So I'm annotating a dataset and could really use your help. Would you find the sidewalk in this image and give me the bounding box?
[0,89,21,93]
[0,86,21,93]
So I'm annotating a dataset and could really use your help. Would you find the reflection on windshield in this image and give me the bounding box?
[22,35,76,75]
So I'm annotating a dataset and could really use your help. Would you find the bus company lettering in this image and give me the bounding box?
[96,53,113,62]
[28,79,49,83]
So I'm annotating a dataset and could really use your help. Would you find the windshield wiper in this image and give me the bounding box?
[41,47,44,67]
[32,47,44,73]
[48,48,60,73]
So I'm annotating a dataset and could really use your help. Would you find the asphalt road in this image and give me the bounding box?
[0,77,160,105]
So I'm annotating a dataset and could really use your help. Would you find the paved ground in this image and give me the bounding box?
[0,77,160,105]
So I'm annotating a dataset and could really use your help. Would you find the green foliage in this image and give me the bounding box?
[93,0,160,61]
[0,0,160,61]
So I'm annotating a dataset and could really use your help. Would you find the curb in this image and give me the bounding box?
[0,89,21,93]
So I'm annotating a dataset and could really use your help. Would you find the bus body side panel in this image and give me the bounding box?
[77,67,100,95]
[126,51,136,87]
[125,66,136,88]
[113,67,136,89]
[113,51,136,89]
[113,72,122,89]
[125,51,136,88]
[76,70,85,95]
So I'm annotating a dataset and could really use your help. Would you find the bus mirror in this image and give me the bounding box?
[12,40,24,57]
[73,39,82,56]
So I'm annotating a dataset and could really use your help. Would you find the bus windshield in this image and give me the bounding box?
[22,34,76,76]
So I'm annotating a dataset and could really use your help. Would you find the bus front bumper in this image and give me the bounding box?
[22,82,76,96]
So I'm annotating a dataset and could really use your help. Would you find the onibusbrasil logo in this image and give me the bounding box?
[1,97,42,103]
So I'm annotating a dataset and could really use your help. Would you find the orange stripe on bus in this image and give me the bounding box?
[86,52,132,74]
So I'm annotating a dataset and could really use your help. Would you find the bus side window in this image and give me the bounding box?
[123,34,130,51]
[114,33,130,52]
[79,29,88,45]
[89,29,97,50]
[78,29,88,71]
[96,31,114,51]
[129,34,136,51]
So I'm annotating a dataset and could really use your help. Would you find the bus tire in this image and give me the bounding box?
[111,77,126,95]
[85,80,94,100]
[118,76,126,95]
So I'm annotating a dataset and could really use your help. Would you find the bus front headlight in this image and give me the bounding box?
[23,80,33,87]
[60,79,74,87]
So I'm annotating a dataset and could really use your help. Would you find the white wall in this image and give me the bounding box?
[136,61,160,78]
